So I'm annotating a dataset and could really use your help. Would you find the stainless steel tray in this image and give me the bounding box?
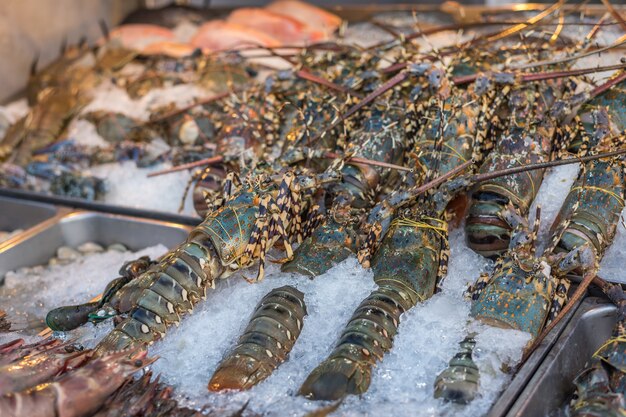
[504,297,617,417]
[0,196,59,232]
[0,211,191,279]
[487,295,583,417]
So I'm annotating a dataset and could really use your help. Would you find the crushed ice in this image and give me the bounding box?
[0,244,168,347]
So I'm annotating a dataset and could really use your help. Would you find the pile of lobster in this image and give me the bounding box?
[2,1,626,416]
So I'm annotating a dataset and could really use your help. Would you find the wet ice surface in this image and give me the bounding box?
[598,212,626,284]
[83,80,211,122]
[529,165,580,254]
[86,161,196,216]
[148,230,529,417]
[0,244,168,346]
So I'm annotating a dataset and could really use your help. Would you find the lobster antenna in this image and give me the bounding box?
[250,44,364,99]
[148,150,414,179]
[600,0,626,33]
[30,54,39,76]
[295,69,363,98]
[460,0,566,48]
[99,19,110,40]
[453,62,626,85]
[511,34,626,70]
[365,16,621,52]
[145,91,230,125]
[470,147,626,183]
[590,70,626,98]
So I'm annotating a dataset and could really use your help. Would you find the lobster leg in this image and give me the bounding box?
[466,272,492,301]
[546,278,571,325]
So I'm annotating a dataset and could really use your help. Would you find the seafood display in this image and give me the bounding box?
[2,1,626,417]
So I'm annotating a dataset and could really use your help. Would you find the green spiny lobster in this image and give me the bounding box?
[47,168,336,353]
[464,18,614,258]
[435,72,626,404]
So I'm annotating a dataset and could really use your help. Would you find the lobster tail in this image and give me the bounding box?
[466,192,517,258]
[300,286,404,399]
[46,301,100,332]
[300,356,371,400]
[470,257,554,339]
[209,286,306,391]
[96,218,229,353]
[301,222,445,399]
[434,335,480,404]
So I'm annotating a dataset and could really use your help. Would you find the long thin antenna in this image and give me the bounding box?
[453,63,626,85]
[511,34,626,70]
[296,69,363,98]
[601,0,626,32]
[471,148,626,183]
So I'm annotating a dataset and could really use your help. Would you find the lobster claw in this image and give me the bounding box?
[45,301,100,332]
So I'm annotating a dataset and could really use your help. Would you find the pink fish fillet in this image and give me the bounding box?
[141,41,196,58]
[227,8,325,44]
[265,0,342,35]
[109,24,175,50]
[191,20,282,52]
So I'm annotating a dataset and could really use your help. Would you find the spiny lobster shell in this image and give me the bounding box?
[471,258,554,339]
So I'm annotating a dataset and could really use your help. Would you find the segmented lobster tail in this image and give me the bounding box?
[95,219,229,353]
[209,285,306,391]
[300,221,446,399]
[549,158,625,264]
[434,335,480,404]
[46,301,100,332]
